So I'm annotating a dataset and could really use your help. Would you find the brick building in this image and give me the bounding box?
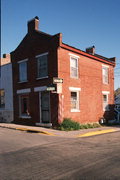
[11,17,116,126]
[0,54,13,122]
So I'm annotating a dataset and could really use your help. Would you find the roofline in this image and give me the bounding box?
[35,29,52,37]
[0,62,11,67]
[61,43,115,67]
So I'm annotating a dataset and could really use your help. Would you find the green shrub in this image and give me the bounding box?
[80,123,101,129]
[59,118,81,131]
[58,118,101,131]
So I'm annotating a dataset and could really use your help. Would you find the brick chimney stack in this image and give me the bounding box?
[109,57,116,62]
[86,46,95,55]
[28,16,39,33]
[0,54,11,66]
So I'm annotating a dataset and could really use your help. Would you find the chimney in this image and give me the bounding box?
[1,54,11,65]
[86,46,95,55]
[109,57,116,62]
[3,54,10,59]
[28,16,39,33]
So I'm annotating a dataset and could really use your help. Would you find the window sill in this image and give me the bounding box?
[71,109,80,112]
[36,76,48,80]
[70,77,79,79]
[18,81,28,83]
[19,115,31,119]
[103,82,109,85]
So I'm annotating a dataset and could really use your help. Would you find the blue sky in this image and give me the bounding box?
[1,0,120,89]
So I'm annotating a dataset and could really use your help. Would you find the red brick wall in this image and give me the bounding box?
[58,47,114,124]
[11,32,59,125]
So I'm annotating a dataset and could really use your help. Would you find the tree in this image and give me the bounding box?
[115,88,120,97]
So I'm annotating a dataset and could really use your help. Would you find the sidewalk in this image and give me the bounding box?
[0,123,120,138]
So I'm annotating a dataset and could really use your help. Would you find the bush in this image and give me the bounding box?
[59,118,81,131]
[58,118,101,131]
[80,123,101,129]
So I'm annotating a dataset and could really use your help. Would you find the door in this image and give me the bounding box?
[40,91,50,123]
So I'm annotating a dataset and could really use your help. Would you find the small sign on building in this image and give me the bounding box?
[52,77,63,94]
[46,84,55,91]
[53,77,63,84]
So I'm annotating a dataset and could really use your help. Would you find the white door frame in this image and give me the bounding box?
[34,86,52,127]
[36,91,52,127]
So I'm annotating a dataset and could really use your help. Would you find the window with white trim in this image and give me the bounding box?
[19,61,27,82]
[19,94,30,117]
[103,94,109,111]
[70,57,78,78]
[102,66,109,84]
[70,91,80,111]
[0,89,5,108]
[37,53,48,78]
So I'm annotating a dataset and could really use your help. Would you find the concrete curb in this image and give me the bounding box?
[0,123,119,138]
[0,125,55,136]
[77,129,117,137]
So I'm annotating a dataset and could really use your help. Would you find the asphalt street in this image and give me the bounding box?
[0,127,120,180]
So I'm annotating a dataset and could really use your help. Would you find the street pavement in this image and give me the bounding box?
[0,126,120,180]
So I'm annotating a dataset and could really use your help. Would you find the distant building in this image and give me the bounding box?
[0,54,13,122]
[115,94,120,108]
[11,17,115,126]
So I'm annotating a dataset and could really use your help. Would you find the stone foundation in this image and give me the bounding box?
[0,110,13,123]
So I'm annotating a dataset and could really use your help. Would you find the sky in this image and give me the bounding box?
[1,0,120,89]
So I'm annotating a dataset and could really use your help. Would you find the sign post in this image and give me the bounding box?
[53,77,63,94]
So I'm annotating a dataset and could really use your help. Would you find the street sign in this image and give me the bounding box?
[53,77,63,84]
[46,87,55,91]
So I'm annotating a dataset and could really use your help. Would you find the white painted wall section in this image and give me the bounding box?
[0,63,13,122]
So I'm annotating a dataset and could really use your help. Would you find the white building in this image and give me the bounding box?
[0,54,13,122]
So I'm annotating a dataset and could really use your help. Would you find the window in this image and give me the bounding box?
[19,61,27,82]
[19,94,30,117]
[37,53,48,78]
[102,66,109,84]
[70,57,78,78]
[70,91,80,112]
[103,94,109,111]
[0,89,5,108]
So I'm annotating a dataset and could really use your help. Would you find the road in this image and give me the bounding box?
[0,127,120,180]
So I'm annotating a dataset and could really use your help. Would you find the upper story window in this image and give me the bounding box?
[18,59,28,82]
[36,52,48,79]
[70,54,79,79]
[102,65,109,84]
[0,89,5,109]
